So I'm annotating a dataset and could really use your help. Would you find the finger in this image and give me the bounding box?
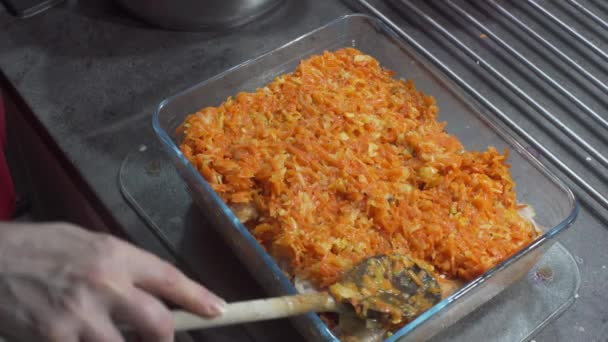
[111,287,174,342]
[121,248,224,317]
[81,312,124,342]
[138,263,224,317]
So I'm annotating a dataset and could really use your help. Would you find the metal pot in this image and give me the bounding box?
[116,0,284,31]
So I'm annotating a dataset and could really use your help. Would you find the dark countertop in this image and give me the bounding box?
[1,0,607,341]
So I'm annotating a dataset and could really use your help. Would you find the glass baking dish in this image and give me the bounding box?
[152,14,579,342]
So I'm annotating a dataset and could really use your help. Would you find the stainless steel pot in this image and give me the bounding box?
[116,0,284,31]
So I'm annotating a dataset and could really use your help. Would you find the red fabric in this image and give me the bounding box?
[0,95,15,220]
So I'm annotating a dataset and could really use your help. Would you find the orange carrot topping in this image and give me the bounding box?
[180,48,539,288]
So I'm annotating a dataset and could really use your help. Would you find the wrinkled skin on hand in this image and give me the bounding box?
[0,222,225,342]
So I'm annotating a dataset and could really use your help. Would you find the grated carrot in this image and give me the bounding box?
[180,48,539,288]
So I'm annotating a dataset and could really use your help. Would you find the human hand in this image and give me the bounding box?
[0,222,225,342]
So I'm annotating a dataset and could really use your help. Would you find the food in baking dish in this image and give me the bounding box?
[179,47,540,330]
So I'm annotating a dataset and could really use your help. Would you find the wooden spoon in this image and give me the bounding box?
[171,254,455,331]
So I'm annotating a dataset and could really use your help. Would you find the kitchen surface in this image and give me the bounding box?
[1,0,607,341]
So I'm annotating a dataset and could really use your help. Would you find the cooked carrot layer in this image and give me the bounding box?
[180,48,539,288]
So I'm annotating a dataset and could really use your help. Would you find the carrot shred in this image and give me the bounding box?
[180,48,539,288]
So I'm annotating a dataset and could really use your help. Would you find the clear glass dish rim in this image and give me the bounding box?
[152,13,580,341]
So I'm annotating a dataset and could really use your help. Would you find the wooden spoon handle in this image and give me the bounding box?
[173,292,337,331]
